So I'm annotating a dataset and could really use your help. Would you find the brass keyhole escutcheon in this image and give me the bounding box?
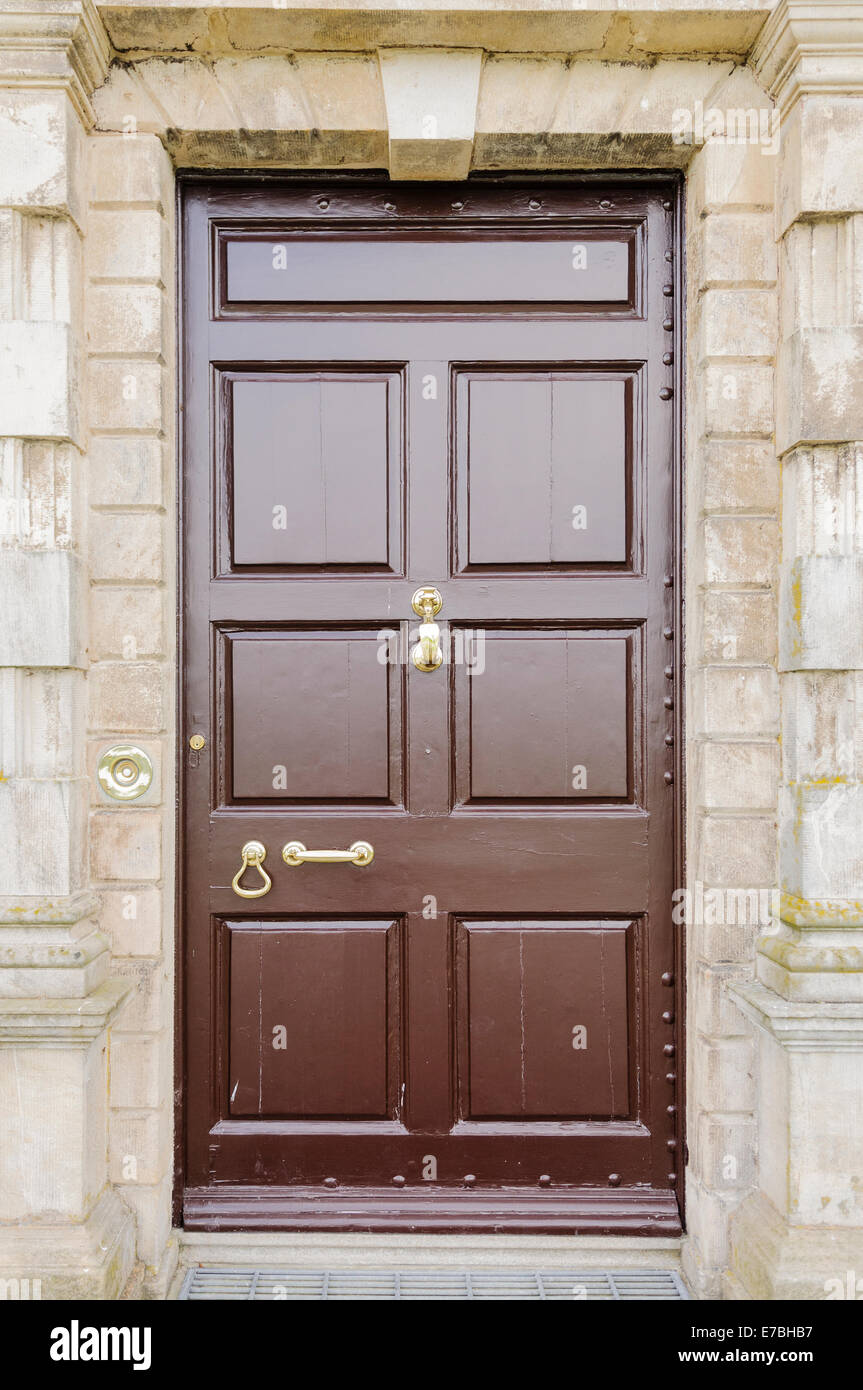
[231,841,272,898]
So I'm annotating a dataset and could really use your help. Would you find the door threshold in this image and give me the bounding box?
[179,1228,683,1275]
[183,1184,681,1236]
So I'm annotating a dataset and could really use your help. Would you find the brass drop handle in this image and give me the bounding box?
[231,840,272,897]
[411,586,443,672]
[282,840,374,867]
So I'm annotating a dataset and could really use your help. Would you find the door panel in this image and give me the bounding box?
[223,232,636,306]
[456,372,630,567]
[457,920,631,1120]
[181,181,682,1234]
[231,372,401,569]
[227,919,400,1119]
[464,631,631,801]
[228,630,398,803]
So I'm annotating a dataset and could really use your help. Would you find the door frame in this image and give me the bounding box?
[172,171,686,1230]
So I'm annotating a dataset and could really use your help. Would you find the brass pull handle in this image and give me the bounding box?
[231,840,272,897]
[282,840,374,867]
[411,585,443,672]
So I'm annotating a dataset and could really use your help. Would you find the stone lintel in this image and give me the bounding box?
[98,2,770,61]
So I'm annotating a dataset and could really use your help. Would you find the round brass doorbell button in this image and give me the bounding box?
[189,734,206,751]
[97,745,153,801]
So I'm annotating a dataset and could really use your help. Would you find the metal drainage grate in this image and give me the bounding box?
[179,1267,689,1300]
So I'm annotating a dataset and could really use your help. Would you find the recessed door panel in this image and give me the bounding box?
[457,920,631,1119]
[227,919,399,1118]
[224,233,635,306]
[461,630,631,803]
[455,371,631,570]
[230,372,401,570]
[229,630,397,803]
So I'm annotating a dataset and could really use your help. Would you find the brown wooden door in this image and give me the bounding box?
[180,180,683,1233]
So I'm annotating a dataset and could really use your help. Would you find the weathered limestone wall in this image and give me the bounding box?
[681,66,781,1298]
[86,127,177,1298]
[0,0,136,1297]
[1,0,861,1300]
[727,0,863,1298]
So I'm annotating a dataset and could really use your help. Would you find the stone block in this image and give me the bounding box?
[0,550,86,667]
[780,555,863,670]
[777,95,863,236]
[0,321,82,443]
[701,440,779,514]
[694,1112,757,1192]
[691,1036,756,1113]
[111,959,170,1033]
[688,135,775,217]
[88,513,162,583]
[693,211,777,288]
[98,887,162,957]
[87,360,164,432]
[379,49,483,180]
[700,741,780,811]
[88,437,163,508]
[0,778,88,896]
[87,208,168,282]
[86,284,164,355]
[697,288,777,360]
[697,666,780,738]
[89,810,161,882]
[0,89,85,223]
[780,783,863,903]
[697,814,778,889]
[109,1033,163,1110]
[777,328,863,455]
[704,516,779,587]
[87,662,164,733]
[700,363,773,438]
[781,443,863,559]
[109,1109,169,1187]
[89,133,173,212]
[0,668,86,778]
[782,671,863,783]
[701,590,778,664]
